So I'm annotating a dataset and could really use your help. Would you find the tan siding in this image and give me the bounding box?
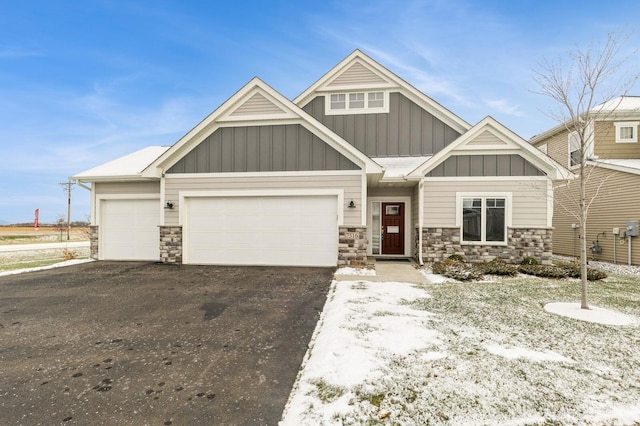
[423,179,549,228]
[164,174,362,227]
[594,120,640,159]
[552,166,640,265]
[95,181,160,195]
[230,93,284,116]
[328,62,387,86]
[536,128,570,168]
[465,130,508,146]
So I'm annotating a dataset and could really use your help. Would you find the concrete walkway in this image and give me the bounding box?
[335,259,426,284]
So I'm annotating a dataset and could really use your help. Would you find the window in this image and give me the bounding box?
[330,94,346,110]
[349,92,365,108]
[368,92,384,108]
[460,196,507,244]
[615,122,638,143]
[568,131,581,168]
[326,91,388,115]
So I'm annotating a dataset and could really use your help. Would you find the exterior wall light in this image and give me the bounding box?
[348,200,356,208]
[165,201,174,209]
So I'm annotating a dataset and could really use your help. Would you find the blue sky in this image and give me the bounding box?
[1,0,639,224]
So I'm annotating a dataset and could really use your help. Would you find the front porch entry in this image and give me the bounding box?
[368,197,412,257]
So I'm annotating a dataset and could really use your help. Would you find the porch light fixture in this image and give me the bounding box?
[165,201,174,209]
[348,200,356,208]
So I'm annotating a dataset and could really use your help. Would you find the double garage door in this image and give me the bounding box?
[184,195,338,267]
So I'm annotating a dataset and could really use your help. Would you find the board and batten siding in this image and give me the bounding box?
[422,179,549,228]
[163,174,363,227]
[427,154,544,177]
[95,181,161,195]
[302,93,461,157]
[594,120,640,159]
[167,124,359,174]
[552,165,640,265]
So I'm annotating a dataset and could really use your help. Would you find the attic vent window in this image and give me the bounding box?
[326,91,389,115]
[615,121,638,143]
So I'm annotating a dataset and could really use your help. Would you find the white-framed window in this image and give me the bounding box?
[457,193,511,245]
[349,92,365,108]
[615,121,639,143]
[330,93,346,110]
[568,131,581,168]
[368,91,384,108]
[326,91,388,115]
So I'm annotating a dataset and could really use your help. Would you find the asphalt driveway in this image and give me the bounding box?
[0,261,334,425]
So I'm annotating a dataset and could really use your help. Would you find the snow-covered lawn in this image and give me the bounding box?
[281,273,640,425]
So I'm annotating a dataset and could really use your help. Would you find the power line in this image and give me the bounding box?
[59,180,75,241]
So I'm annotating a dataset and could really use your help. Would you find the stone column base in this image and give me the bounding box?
[338,226,367,266]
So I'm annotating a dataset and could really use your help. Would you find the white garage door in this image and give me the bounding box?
[184,195,338,266]
[101,199,160,261]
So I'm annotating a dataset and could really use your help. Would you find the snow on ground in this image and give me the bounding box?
[0,258,93,277]
[282,275,640,425]
[334,267,376,276]
[545,302,637,326]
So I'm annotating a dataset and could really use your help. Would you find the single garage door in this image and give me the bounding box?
[100,199,160,261]
[184,195,338,266]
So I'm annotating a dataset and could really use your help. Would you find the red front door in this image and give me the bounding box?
[382,203,404,255]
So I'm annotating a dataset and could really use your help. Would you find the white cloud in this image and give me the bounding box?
[484,98,525,117]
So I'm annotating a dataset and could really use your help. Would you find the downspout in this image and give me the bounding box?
[418,179,424,266]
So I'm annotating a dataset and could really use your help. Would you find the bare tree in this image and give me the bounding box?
[533,32,639,309]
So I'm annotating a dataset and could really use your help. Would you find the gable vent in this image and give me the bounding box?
[328,62,388,86]
[231,93,285,116]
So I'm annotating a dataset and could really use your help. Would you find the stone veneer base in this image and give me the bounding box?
[338,226,368,266]
[159,226,183,264]
[419,227,553,264]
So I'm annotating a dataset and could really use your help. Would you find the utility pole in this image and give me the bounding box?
[59,180,75,241]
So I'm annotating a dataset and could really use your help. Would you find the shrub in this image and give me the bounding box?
[432,259,484,281]
[448,254,465,262]
[481,258,518,276]
[556,262,608,281]
[520,257,539,266]
[518,264,568,279]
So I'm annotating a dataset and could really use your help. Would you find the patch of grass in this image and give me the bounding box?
[0,259,65,272]
[309,378,346,403]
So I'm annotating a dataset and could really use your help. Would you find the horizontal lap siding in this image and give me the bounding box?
[95,182,160,195]
[594,121,640,159]
[164,174,362,226]
[423,179,548,228]
[553,166,640,265]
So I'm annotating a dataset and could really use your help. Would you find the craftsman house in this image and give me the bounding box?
[73,50,570,267]
[530,96,640,265]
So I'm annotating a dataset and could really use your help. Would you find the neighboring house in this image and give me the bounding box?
[530,96,640,266]
[73,50,570,267]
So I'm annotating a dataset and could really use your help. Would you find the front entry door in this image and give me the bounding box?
[381,203,405,255]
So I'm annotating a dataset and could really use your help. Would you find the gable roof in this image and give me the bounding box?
[294,49,471,135]
[72,146,170,182]
[142,77,383,177]
[407,116,573,180]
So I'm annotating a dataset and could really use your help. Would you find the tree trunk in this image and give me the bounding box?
[579,163,589,310]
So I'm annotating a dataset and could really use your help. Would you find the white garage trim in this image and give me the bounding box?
[181,190,342,266]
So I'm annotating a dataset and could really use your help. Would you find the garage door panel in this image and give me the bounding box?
[101,199,160,261]
[185,195,338,266]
